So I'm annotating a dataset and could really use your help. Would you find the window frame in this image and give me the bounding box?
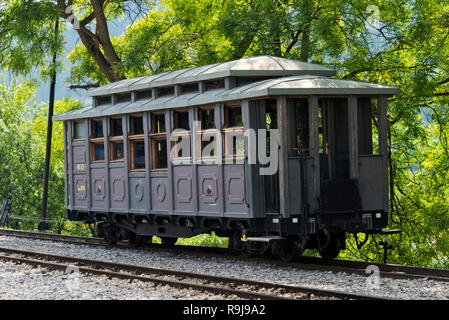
[204,79,225,91]
[222,103,244,163]
[150,111,168,171]
[171,109,192,164]
[223,103,244,129]
[90,140,105,162]
[73,120,86,141]
[91,119,104,139]
[197,106,218,163]
[287,98,309,157]
[89,118,105,162]
[96,95,112,106]
[109,116,124,162]
[198,105,216,130]
[156,86,175,98]
[179,82,199,95]
[128,113,146,171]
[130,114,144,136]
[115,92,132,104]
[135,89,153,101]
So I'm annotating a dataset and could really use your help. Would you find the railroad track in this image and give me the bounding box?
[1,228,448,284]
[0,246,383,300]
[0,228,105,246]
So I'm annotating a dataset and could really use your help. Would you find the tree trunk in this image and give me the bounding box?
[299,28,310,62]
[57,0,125,82]
[90,0,123,81]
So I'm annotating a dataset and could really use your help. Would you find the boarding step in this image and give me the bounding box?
[245,236,286,243]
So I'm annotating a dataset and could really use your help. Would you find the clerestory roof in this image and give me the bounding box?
[86,56,337,97]
[54,75,399,121]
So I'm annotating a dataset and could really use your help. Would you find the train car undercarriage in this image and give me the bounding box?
[70,209,395,261]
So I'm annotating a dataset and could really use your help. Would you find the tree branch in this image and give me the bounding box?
[69,83,100,90]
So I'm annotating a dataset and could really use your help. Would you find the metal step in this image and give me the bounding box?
[246,236,286,243]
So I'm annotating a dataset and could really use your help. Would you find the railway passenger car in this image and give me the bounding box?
[54,56,400,260]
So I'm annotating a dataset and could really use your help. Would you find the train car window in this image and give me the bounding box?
[223,105,244,162]
[357,98,378,155]
[287,99,309,157]
[152,139,168,169]
[129,114,145,170]
[74,121,86,140]
[109,117,124,162]
[152,114,166,133]
[115,92,131,104]
[199,107,215,130]
[91,142,105,161]
[318,106,324,154]
[136,89,152,101]
[96,96,111,106]
[172,109,191,163]
[110,141,124,160]
[150,113,168,170]
[180,82,199,94]
[90,120,104,162]
[265,101,278,156]
[172,132,192,162]
[110,118,123,137]
[372,100,379,155]
[89,119,104,162]
[198,107,217,161]
[236,76,279,87]
[174,110,190,130]
[224,105,243,128]
[157,86,175,97]
[204,79,225,91]
[129,140,145,170]
[130,115,144,135]
[200,134,217,159]
[91,120,104,138]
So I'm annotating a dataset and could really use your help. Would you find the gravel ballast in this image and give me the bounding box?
[0,259,236,300]
[0,235,447,300]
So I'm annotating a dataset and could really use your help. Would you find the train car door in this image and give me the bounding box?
[320,98,350,180]
[286,98,309,216]
[263,100,280,213]
[319,98,360,213]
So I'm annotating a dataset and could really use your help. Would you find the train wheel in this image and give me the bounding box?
[96,223,104,238]
[279,238,301,262]
[99,222,121,245]
[318,232,345,259]
[160,237,178,245]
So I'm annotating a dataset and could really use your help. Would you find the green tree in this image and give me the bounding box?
[0,76,82,232]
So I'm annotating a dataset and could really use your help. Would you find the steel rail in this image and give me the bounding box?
[0,254,286,300]
[1,228,448,283]
[0,246,385,300]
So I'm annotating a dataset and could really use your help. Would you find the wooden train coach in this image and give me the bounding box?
[54,56,400,260]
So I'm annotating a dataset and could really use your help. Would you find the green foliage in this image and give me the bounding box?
[153,233,229,247]
[0,77,42,228]
[178,232,229,248]
[0,76,82,233]
[0,0,63,76]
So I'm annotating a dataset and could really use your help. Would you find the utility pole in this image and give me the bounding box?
[38,17,59,232]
